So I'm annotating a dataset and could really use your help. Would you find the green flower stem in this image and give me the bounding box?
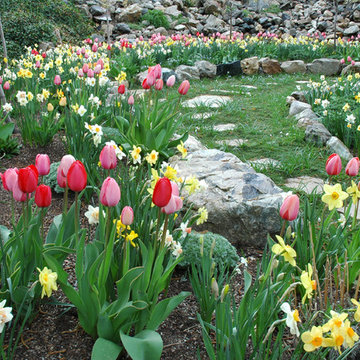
[155,207,161,245]
[122,228,129,276]
[41,208,45,242]
[352,199,359,229]
[105,207,111,246]
[160,214,169,250]
[74,192,79,243]
[279,220,287,238]
[63,186,68,215]
[11,196,15,227]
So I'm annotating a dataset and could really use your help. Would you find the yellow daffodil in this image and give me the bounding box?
[161,165,178,181]
[196,207,208,225]
[343,319,359,348]
[125,230,138,247]
[346,181,360,204]
[321,184,349,210]
[351,298,360,322]
[37,267,58,299]
[271,235,296,266]
[322,311,348,332]
[301,326,324,352]
[177,141,188,159]
[322,326,345,354]
[145,150,159,166]
[300,263,316,304]
[130,145,141,165]
[185,176,200,195]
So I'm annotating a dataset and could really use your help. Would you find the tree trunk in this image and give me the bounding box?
[0,15,8,68]
[334,0,338,50]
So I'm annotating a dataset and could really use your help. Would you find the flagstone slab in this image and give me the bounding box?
[213,123,236,132]
[284,176,324,194]
[183,95,231,108]
[239,85,257,89]
[215,139,247,146]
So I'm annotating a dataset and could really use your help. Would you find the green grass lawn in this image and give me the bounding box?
[177,73,335,188]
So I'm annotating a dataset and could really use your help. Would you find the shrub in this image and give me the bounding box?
[179,231,239,268]
[140,10,170,30]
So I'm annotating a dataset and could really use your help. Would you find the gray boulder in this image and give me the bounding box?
[305,122,332,146]
[307,58,341,76]
[241,57,259,75]
[203,14,225,33]
[175,65,200,81]
[260,58,282,75]
[280,60,306,73]
[116,4,142,22]
[289,101,312,116]
[326,137,353,161]
[89,5,106,16]
[341,62,360,75]
[344,25,360,36]
[195,60,217,78]
[170,149,288,246]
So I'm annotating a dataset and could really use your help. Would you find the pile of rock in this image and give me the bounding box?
[74,0,360,41]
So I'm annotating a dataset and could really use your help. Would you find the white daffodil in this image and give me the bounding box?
[0,300,13,333]
[280,302,300,337]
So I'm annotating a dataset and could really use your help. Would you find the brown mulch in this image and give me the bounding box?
[0,135,260,360]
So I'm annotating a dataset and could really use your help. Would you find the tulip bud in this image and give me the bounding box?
[147,71,156,87]
[211,278,219,298]
[59,97,67,106]
[100,177,121,207]
[0,168,18,192]
[279,194,299,221]
[220,284,229,302]
[142,78,151,90]
[166,75,176,87]
[47,103,54,112]
[347,56,352,62]
[152,177,172,207]
[276,272,285,281]
[92,44,98,52]
[78,69,84,78]
[59,155,75,177]
[18,165,39,193]
[35,154,51,176]
[3,81,10,90]
[128,95,134,105]
[178,80,190,95]
[118,84,125,94]
[35,185,52,207]
[67,160,87,192]
[345,157,360,176]
[87,69,94,78]
[325,153,342,175]
[54,75,61,86]
[155,79,163,91]
[82,63,89,73]
[340,58,345,64]
[121,206,134,226]
[99,145,117,169]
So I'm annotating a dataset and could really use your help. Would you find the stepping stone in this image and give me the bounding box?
[215,139,247,146]
[249,158,281,168]
[214,123,236,132]
[183,95,231,108]
[192,112,213,120]
[284,176,324,195]
[239,85,257,89]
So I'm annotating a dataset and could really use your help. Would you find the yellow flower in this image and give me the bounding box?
[47,103,54,112]
[300,263,316,304]
[196,207,208,225]
[301,326,324,352]
[271,235,296,266]
[113,219,129,237]
[177,141,188,159]
[343,103,350,112]
[346,181,360,204]
[125,230,138,247]
[59,97,67,107]
[343,319,359,348]
[145,150,159,166]
[42,89,50,100]
[322,326,345,354]
[351,298,360,322]
[130,145,141,164]
[185,176,200,195]
[39,72,45,79]
[322,311,348,332]
[27,92,34,101]
[321,184,349,210]
[162,166,177,181]
[37,267,58,299]
[115,71,127,82]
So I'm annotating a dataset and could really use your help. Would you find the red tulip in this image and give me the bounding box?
[166,75,176,87]
[155,79,163,91]
[279,195,299,221]
[345,157,360,177]
[35,185,52,207]
[67,161,87,192]
[121,206,134,225]
[35,154,50,176]
[146,70,156,87]
[18,165,38,193]
[142,78,151,90]
[152,177,172,207]
[178,80,190,95]
[118,84,125,94]
[54,75,61,86]
[100,177,120,207]
[99,145,117,169]
[0,168,18,192]
[325,153,342,175]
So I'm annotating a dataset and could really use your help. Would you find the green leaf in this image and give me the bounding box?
[0,123,14,140]
[0,225,11,243]
[120,330,163,360]
[91,338,122,360]
[244,270,252,295]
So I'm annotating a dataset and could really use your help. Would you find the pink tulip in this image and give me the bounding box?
[178,80,190,95]
[82,63,89,73]
[0,77,3,85]
[92,44,98,52]
[279,195,299,221]
[146,72,156,87]
[59,155,76,177]
[155,79,163,91]
[352,60,356,66]
[87,69,94,78]
[347,56,352,62]
[96,58,104,69]
[326,153,342,175]
[94,64,101,74]
[12,180,29,202]
[340,58,345,64]
[54,75,61,86]
[0,168,18,192]
[153,64,162,79]
[78,69,84,77]
[121,206,134,226]
[100,177,121,207]
[3,81,10,90]
[57,167,67,188]
[35,154,50,176]
[128,95,134,105]
[162,182,183,214]
[99,145,117,169]
[166,75,176,87]
[35,61,41,68]
[345,157,360,176]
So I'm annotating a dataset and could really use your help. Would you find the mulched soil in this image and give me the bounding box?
[0,136,261,360]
